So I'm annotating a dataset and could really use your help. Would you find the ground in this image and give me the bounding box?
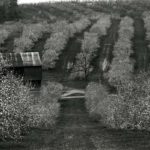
[1,95,150,150]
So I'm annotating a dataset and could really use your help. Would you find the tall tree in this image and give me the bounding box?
[9,0,18,19]
[0,0,18,21]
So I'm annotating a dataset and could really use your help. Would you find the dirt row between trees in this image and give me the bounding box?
[1,98,150,150]
[42,23,94,89]
[89,18,120,92]
[132,16,149,72]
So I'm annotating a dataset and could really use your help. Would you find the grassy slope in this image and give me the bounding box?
[89,18,120,92]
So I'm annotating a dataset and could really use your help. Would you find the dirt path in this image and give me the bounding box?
[132,16,149,71]
[30,32,51,58]
[0,98,97,150]
[89,18,120,92]
[50,98,96,150]
[42,24,94,89]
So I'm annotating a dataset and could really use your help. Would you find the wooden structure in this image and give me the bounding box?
[0,52,42,85]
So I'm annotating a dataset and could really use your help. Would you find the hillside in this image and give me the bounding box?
[1,1,150,150]
[19,2,95,23]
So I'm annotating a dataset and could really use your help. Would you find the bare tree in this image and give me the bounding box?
[70,51,92,80]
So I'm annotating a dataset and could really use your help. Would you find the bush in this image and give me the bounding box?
[43,32,68,69]
[40,82,63,104]
[0,60,62,140]
[85,82,109,121]
[0,72,34,140]
[90,14,111,36]
[70,14,111,80]
[14,37,34,53]
[0,29,9,46]
[0,22,22,46]
[28,82,63,128]
[72,18,91,34]
[104,73,150,130]
[28,103,60,128]
[42,50,58,69]
[43,18,91,69]
[107,16,134,86]
[51,20,69,34]
[86,72,150,130]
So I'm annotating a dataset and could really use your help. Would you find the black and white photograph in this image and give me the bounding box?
[0,0,150,149]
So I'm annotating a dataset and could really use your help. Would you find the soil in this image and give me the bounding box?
[42,23,94,89]
[30,32,51,58]
[0,29,22,53]
[132,16,149,72]
[89,18,120,92]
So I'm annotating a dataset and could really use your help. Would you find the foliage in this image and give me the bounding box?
[85,82,109,120]
[14,37,34,53]
[70,15,111,80]
[28,82,63,128]
[71,18,91,34]
[42,50,58,69]
[0,22,22,47]
[51,20,69,34]
[0,66,63,139]
[42,32,68,69]
[0,29,9,46]
[14,22,50,53]
[86,72,150,130]
[104,72,150,130]
[0,58,62,139]
[86,72,150,131]
[43,18,91,69]
[8,0,18,20]
[40,82,63,104]
[70,32,99,80]
[107,16,135,86]
[28,103,60,129]
[0,0,18,21]
[0,72,33,140]
[90,14,111,36]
